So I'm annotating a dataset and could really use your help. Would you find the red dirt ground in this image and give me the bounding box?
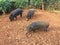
[0,9,60,45]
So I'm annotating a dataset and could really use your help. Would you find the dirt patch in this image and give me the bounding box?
[0,9,60,45]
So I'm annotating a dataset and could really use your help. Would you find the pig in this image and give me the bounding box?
[9,8,23,21]
[26,21,49,33]
[26,9,35,21]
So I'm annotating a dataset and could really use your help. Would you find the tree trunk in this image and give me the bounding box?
[42,0,44,10]
[28,0,30,6]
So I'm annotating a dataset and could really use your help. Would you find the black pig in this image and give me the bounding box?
[26,21,49,32]
[9,8,23,21]
[26,9,35,21]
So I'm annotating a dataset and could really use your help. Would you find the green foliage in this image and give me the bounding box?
[30,0,42,9]
[0,0,60,14]
[44,0,60,10]
[15,0,28,9]
[0,0,15,13]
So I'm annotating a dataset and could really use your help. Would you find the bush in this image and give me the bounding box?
[0,7,3,15]
[0,0,16,14]
[0,0,60,15]
[15,0,28,9]
[5,1,16,13]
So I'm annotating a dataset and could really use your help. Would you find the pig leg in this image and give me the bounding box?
[20,13,22,17]
[15,16,17,20]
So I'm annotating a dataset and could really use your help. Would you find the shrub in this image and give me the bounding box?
[0,0,16,14]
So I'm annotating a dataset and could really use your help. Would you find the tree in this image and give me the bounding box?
[41,0,44,10]
[28,0,30,6]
